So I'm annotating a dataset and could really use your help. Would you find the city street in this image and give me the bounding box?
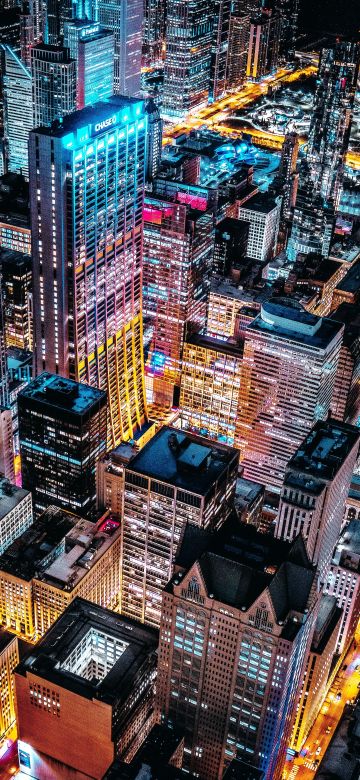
[285,638,360,779]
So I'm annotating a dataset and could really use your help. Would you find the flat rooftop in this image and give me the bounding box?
[125,426,239,496]
[34,515,121,592]
[0,628,18,655]
[15,598,158,705]
[0,507,81,581]
[185,333,244,359]
[249,298,343,349]
[235,477,264,506]
[336,519,360,558]
[0,477,30,522]
[0,248,31,269]
[18,372,106,417]
[238,194,278,214]
[286,420,360,485]
[33,95,144,137]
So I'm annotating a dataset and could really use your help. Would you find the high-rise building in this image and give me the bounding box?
[226,12,250,90]
[0,408,15,483]
[143,193,213,402]
[206,280,260,341]
[143,0,165,65]
[1,45,32,179]
[307,41,360,209]
[31,44,77,128]
[0,173,31,255]
[162,0,213,118]
[15,599,158,778]
[96,440,138,516]
[277,132,299,221]
[274,0,299,57]
[275,419,359,580]
[246,11,280,81]
[63,20,114,109]
[144,98,163,184]
[180,334,243,447]
[237,195,280,262]
[329,303,360,425]
[287,183,335,262]
[29,97,148,447]
[156,522,318,780]
[45,0,74,45]
[290,594,341,751]
[0,476,32,556]
[213,217,249,277]
[210,0,231,100]
[324,519,360,656]
[0,249,32,351]
[19,373,107,518]
[95,0,143,97]
[120,426,239,627]
[237,299,344,489]
[0,631,22,745]
[19,2,35,69]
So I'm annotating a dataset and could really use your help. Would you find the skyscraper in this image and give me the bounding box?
[31,44,77,128]
[120,426,239,627]
[162,0,213,118]
[307,41,360,209]
[143,0,165,65]
[156,523,318,780]
[143,192,213,402]
[1,45,32,179]
[95,0,142,97]
[0,248,32,351]
[45,0,74,45]
[246,11,280,81]
[237,299,344,489]
[63,20,114,109]
[19,373,107,517]
[29,97,148,447]
[226,12,250,90]
[275,419,359,581]
[210,0,231,100]
[144,98,163,183]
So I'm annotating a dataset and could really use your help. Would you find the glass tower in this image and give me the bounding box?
[29,97,148,448]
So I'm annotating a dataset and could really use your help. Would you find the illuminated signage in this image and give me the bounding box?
[94,115,117,133]
[80,24,100,38]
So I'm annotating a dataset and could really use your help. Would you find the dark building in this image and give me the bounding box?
[0,248,32,351]
[0,173,30,255]
[103,724,190,778]
[19,372,107,518]
[15,598,158,779]
[214,217,249,276]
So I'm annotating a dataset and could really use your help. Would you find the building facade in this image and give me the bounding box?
[0,476,32,557]
[31,43,77,128]
[18,373,107,518]
[29,97,148,448]
[237,196,280,263]
[1,45,32,179]
[0,249,32,351]
[95,0,142,97]
[63,20,114,109]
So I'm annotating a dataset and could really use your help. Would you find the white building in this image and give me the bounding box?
[0,476,32,556]
[1,46,32,179]
[238,195,280,262]
[324,519,360,655]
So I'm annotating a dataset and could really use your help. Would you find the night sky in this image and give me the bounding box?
[299,0,360,36]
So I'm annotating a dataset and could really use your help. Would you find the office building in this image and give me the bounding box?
[329,304,360,425]
[0,631,21,745]
[237,196,280,262]
[0,408,15,483]
[29,97,148,448]
[330,259,360,312]
[1,45,32,179]
[246,11,280,81]
[19,3,35,69]
[143,194,213,402]
[206,281,261,341]
[307,41,360,209]
[120,426,239,627]
[237,299,344,489]
[210,0,231,100]
[277,132,299,222]
[287,185,335,262]
[31,44,77,128]
[19,373,107,518]
[180,334,243,447]
[103,724,186,779]
[0,8,21,53]
[15,599,158,778]
[291,595,341,751]
[324,520,360,656]
[162,0,213,118]
[143,0,165,65]
[274,0,299,57]
[0,174,30,255]
[45,0,75,45]
[33,513,121,636]
[226,12,250,90]
[213,217,249,277]
[63,20,114,109]
[234,476,264,529]
[0,249,32,351]
[0,476,32,557]
[95,0,142,97]
[96,441,137,516]
[156,523,318,779]
[275,419,359,580]
[145,98,163,183]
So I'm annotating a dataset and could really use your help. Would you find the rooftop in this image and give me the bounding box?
[103,725,190,779]
[125,426,239,496]
[18,372,106,418]
[235,477,264,507]
[0,248,31,270]
[185,333,244,359]
[15,598,158,705]
[34,514,121,592]
[0,506,81,581]
[249,298,343,349]
[335,259,360,294]
[0,629,18,655]
[0,477,30,523]
[312,595,342,654]
[238,194,278,215]
[285,419,359,487]
[333,520,360,570]
[32,95,144,138]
